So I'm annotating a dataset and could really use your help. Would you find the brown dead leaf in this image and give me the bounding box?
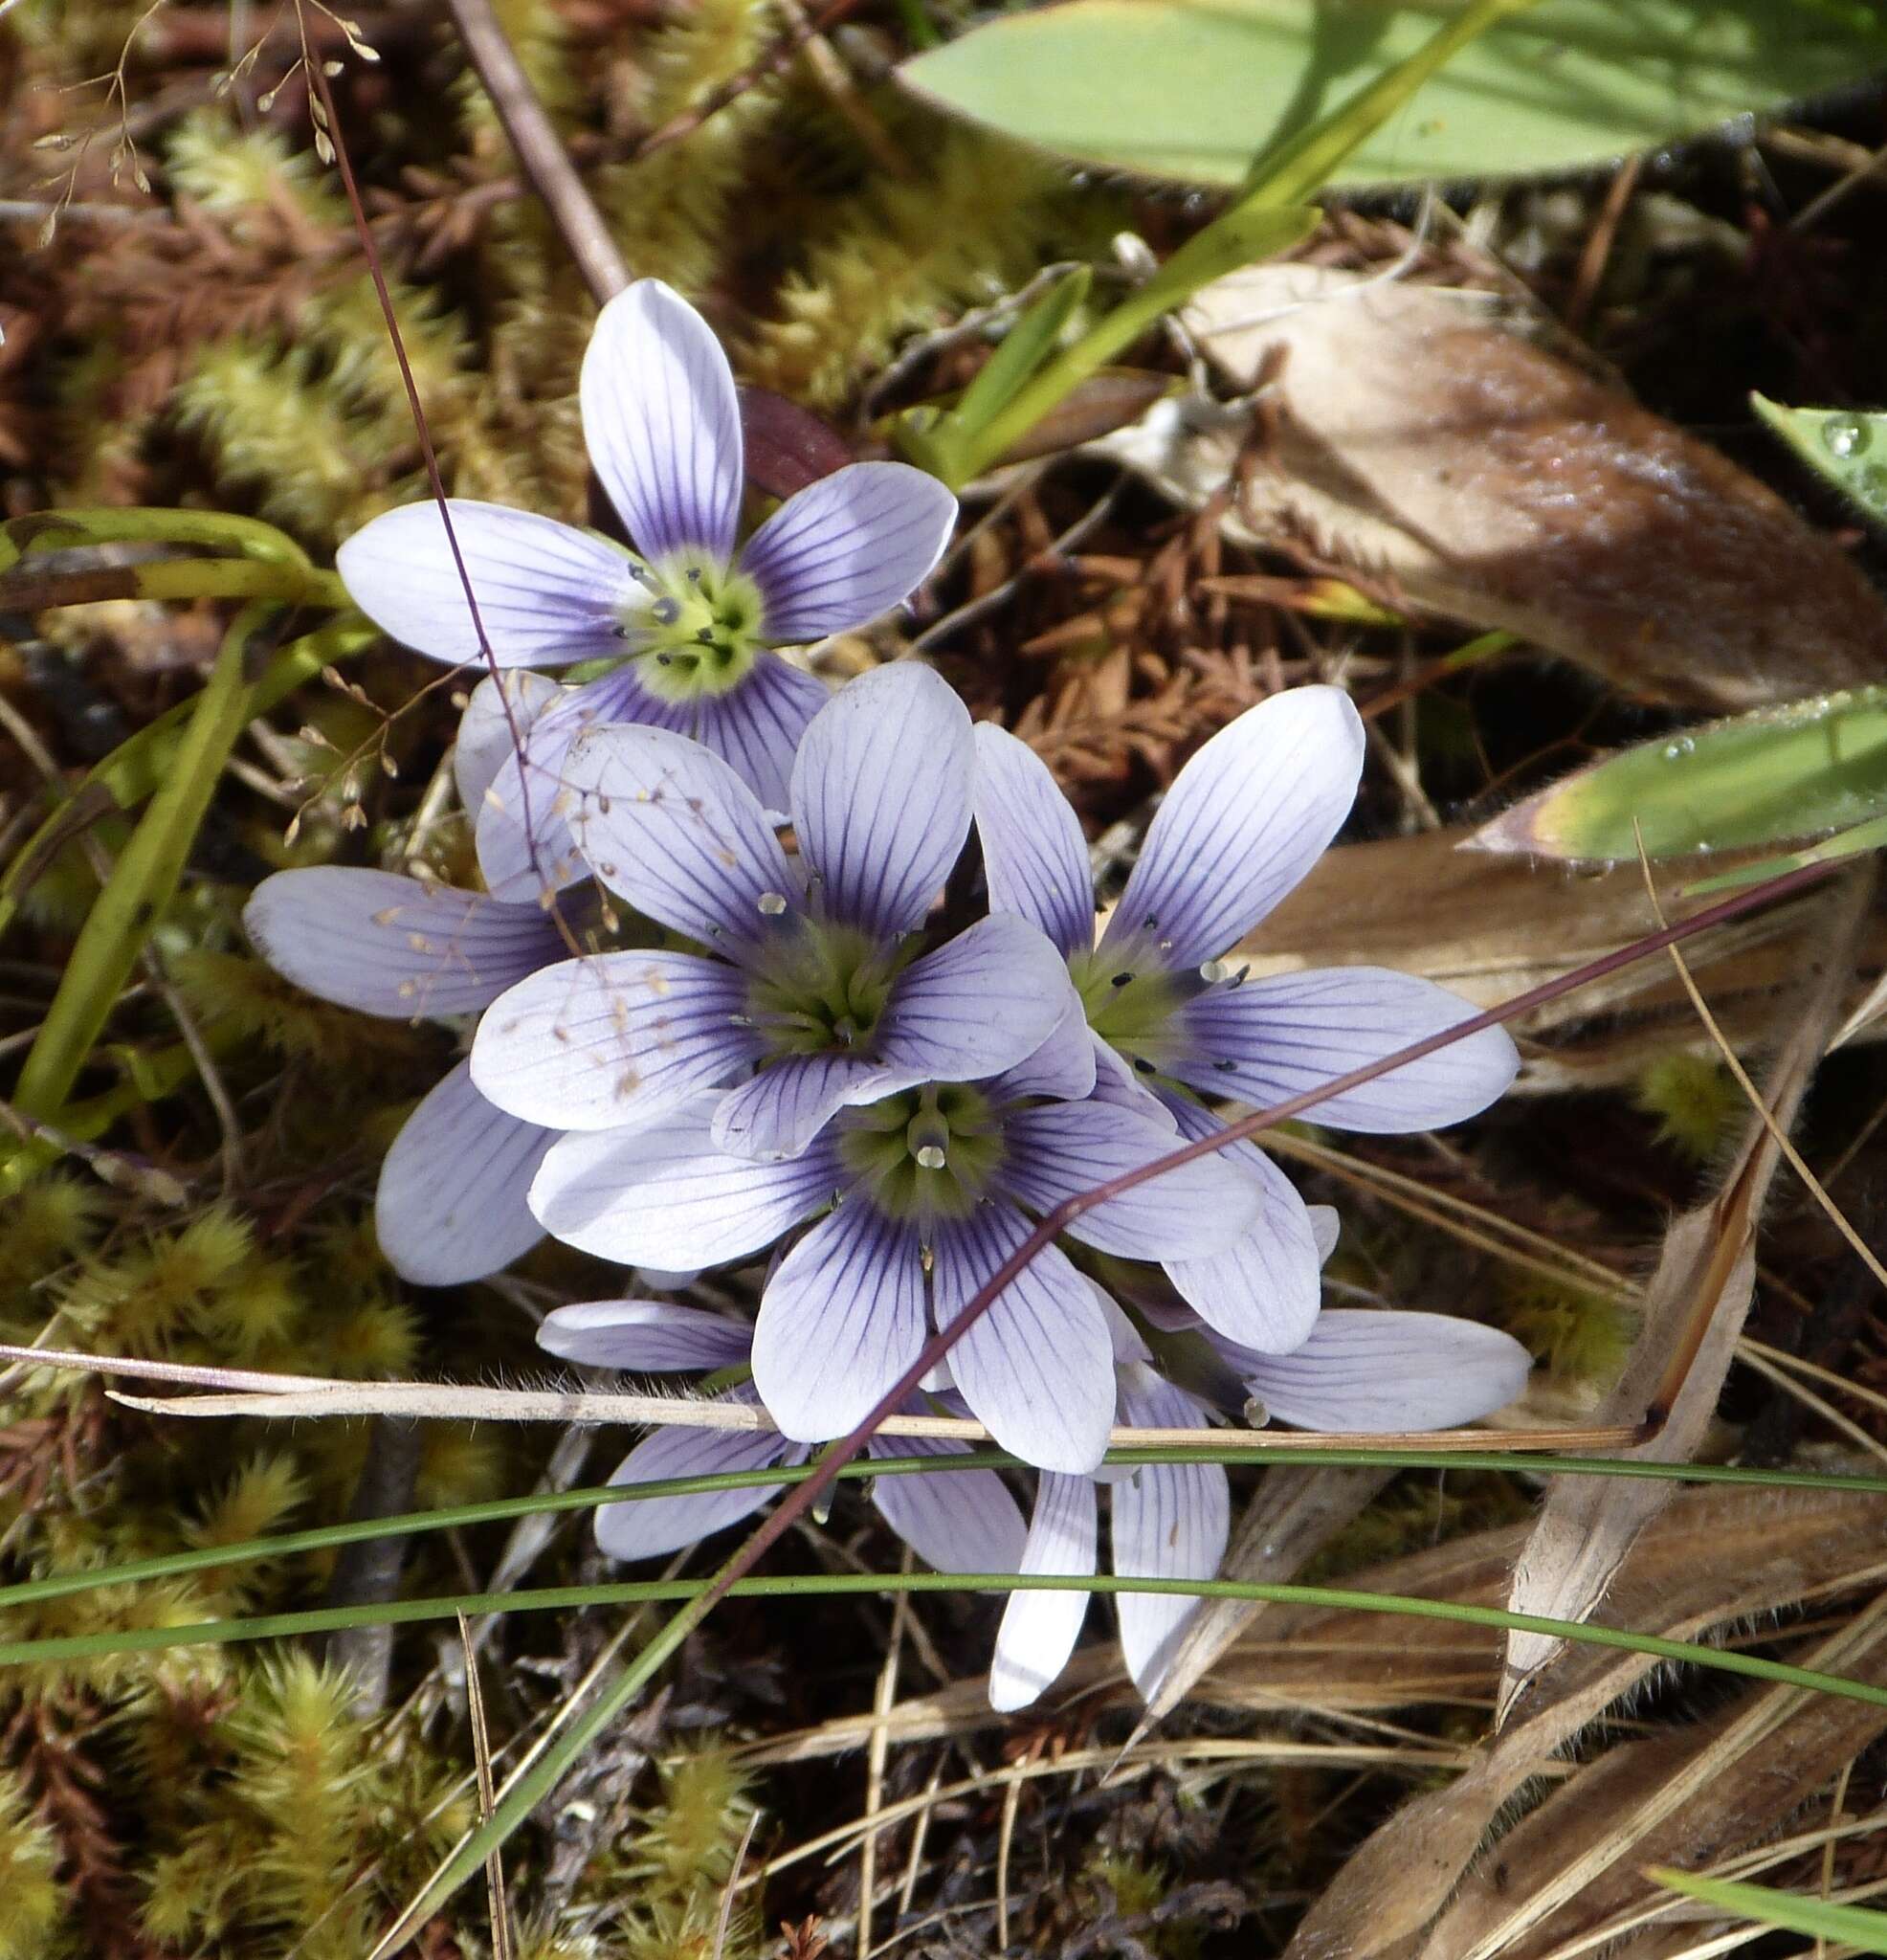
[1498,865,1874,1726]
[1428,1596,1887,1960]
[1114,265,1887,711]
[1279,1478,1887,1960]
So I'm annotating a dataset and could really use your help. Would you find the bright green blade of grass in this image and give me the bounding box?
[1650,1867,1887,1953]
[7,1451,1885,1613]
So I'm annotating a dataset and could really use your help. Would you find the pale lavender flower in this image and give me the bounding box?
[242,865,564,1285]
[523,1010,1260,1473]
[470,664,1077,1165]
[335,279,958,901]
[538,1299,1027,1573]
[971,689,1520,1356]
[242,697,609,1283]
[990,1247,1534,1711]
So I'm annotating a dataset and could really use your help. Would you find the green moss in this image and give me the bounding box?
[744,118,1081,409]
[0,1770,65,1959]
[1633,1050,1744,1162]
[1501,1277,1638,1387]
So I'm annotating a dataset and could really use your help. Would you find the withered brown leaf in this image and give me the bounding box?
[1141,265,1887,711]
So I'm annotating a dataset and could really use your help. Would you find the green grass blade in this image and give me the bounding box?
[9,604,275,1123]
[0,506,313,572]
[10,1570,1887,1716]
[1650,1867,1887,1953]
[6,1451,1885,1614]
[0,617,376,942]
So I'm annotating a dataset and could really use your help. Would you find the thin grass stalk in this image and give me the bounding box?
[9,1573,1887,1723]
[5,1451,1886,1615]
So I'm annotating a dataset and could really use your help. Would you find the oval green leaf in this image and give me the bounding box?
[899,0,1887,190]
[1473,686,1887,862]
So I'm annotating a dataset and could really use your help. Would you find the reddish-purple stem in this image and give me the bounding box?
[308,59,553,900]
[691,856,1841,1613]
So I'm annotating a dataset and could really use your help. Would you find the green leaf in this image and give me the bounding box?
[1649,1868,1887,1953]
[1473,686,1887,862]
[900,0,1887,189]
[1680,811,1887,895]
[940,203,1319,482]
[950,265,1094,439]
[1754,392,1887,526]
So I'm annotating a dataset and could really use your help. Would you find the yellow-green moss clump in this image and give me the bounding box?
[1633,1049,1745,1163]
[743,119,1083,410]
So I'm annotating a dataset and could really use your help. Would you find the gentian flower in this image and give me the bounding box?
[242,708,577,1285]
[522,1017,1259,1473]
[335,279,959,901]
[470,664,1077,1164]
[971,690,1520,1355]
[538,1299,1027,1575]
[990,1246,1534,1711]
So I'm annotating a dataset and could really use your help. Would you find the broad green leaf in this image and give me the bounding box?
[1650,1868,1887,1953]
[1473,686,1887,862]
[1754,392,1887,526]
[900,0,1887,190]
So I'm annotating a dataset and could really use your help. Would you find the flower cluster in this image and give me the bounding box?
[246,279,1531,1709]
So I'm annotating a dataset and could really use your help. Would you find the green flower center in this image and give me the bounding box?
[839,1083,1006,1225]
[1071,949,1185,1076]
[745,922,905,1058]
[615,555,767,702]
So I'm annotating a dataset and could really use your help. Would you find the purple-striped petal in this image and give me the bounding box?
[1232,1311,1532,1433]
[474,665,696,904]
[988,998,1099,1105]
[244,868,565,1018]
[989,1472,1096,1712]
[562,724,799,958]
[788,664,972,938]
[752,1201,927,1442]
[1157,1092,1321,1352]
[971,723,1096,961]
[1099,687,1364,970]
[455,671,566,821]
[931,1203,1115,1473]
[1089,1036,1177,1124]
[375,1058,555,1284]
[471,950,760,1131]
[998,1102,1258,1261]
[581,280,743,565]
[336,501,633,668]
[877,916,1077,1084]
[867,1432,1029,1575]
[538,1299,754,1372]
[1172,968,1518,1134]
[530,1109,839,1267]
[595,1393,808,1562]
[1111,1364,1228,1702]
[711,1053,921,1164]
[690,651,830,815]
[740,461,957,644]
